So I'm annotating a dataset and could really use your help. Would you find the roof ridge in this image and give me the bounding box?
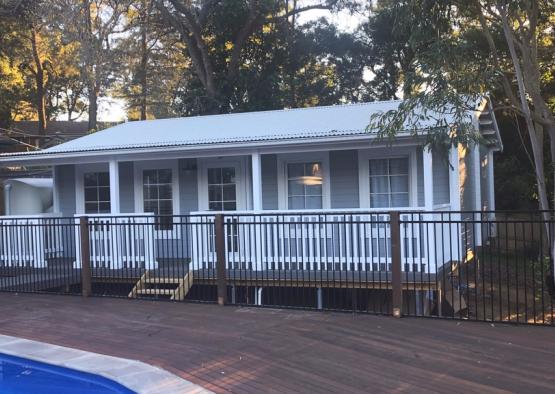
[118,100,403,125]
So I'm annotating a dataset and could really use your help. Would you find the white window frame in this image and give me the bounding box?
[277,152,331,210]
[358,147,418,209]
[134,159,180,238]
[75,163,110,215]
[197,157,248,211]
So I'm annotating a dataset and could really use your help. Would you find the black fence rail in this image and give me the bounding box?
[0,211,553,325]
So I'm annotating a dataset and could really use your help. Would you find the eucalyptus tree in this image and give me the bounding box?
[153,0,359,114]
[367,0,555,279]
[52,0,133,130]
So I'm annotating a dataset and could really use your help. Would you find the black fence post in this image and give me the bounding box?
[215,214,227,306]
[79,216,92,297]
[390,211,402,318]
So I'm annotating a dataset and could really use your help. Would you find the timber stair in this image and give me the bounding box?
[128,270,193,300]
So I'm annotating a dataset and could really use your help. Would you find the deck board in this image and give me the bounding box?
[0,293,553,393]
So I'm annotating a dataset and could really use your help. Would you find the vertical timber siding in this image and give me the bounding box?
[179,158,198,214]
[416,147,424,206]
[262,154,279,210]
[330,150,359,209]
[55,164,76,216]
[119,162,134,213]
[432,151,450,205]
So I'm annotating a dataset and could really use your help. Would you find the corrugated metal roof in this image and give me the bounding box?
[18,101,410,155]
[0,100,497,160]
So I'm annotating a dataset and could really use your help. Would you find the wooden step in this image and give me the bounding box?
[137,288,175,295]
[128,271,193,300]
[144,277,182,284]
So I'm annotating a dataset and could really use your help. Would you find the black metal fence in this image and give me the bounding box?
[0,211,553,326]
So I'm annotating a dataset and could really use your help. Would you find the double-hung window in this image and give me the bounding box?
[287,162,323,209]
[84,172,110,214]
[143,168,173,229]
[369,158,409,208]
[208,167,237,211]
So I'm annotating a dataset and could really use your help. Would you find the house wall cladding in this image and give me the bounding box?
[330,150,359,208]
[119,162,134,213]
[55,164,76,216]
[261,154,279,210]
[432,151,450,205]
[54,147,452,217]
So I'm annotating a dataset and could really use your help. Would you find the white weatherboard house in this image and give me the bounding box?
[0,99,501,274]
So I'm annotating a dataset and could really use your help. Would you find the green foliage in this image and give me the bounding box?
[365,0,555,210]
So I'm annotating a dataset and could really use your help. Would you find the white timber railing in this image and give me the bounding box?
[0,214,63,267]
[74,214,157,269]
[189,209,455,273]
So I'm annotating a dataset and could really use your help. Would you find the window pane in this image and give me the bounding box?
[143,169,173,219]
[305,184,322,196]
[223,201,237,211]
[85,203,98,214]
[390,175,409,193]
[143,170,156,185]
[370,194,389,208]
[143,185,158,201]
[288,179,304,196]
[389,158,408,174]
[391,193,409,207]
[369,160,388,176]
[369,158,410,208]
[158,169,172,184]
[370,176,389,193]
[83,172,110,213]
[158,184,172,200]
[144,200,157,214]
[208,185,222,202]
[287,163,304,178]
[305,196,322,209]
[208,168,221,184]
[84,187,97,202]
[97,172,110,186]
[84,173,98,187]
[209,202,223,211]
[222,167,236,184]
[208,167,237,211]
[98,186,110,202]
[159,200,173,215]
[222,184,236,201]
[287,162,323,210]
[288,196,305,209]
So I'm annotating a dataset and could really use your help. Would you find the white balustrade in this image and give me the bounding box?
[190,210,441,273]
[74,214,157,269]
[0,214,62,267]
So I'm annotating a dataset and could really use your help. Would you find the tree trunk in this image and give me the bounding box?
[499,3,554,287]
[88,81,98,131]
[139,0,149,120]
[30,27,47,141]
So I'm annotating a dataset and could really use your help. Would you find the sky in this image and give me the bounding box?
[95,4,369,122]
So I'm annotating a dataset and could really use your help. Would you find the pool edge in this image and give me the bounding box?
[0,334,211,394]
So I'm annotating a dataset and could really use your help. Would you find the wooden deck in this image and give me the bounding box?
[0,293,553,393]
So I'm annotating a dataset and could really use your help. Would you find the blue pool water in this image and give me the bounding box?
[0,353,135,393]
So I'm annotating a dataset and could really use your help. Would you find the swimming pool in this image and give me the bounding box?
[0,353,135,394]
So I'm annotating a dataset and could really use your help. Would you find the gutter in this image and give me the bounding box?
[0,133,421,167]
